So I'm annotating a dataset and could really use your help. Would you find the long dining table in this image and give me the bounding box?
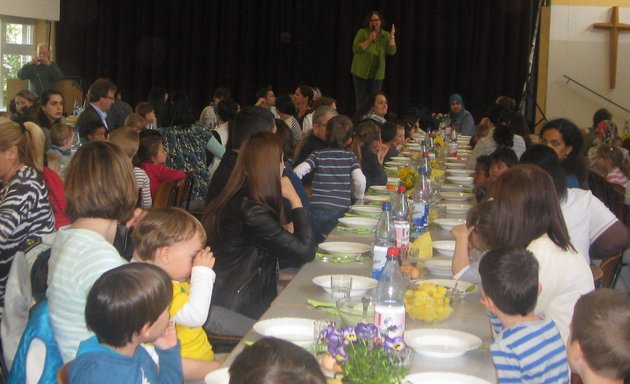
[219,210,497,383]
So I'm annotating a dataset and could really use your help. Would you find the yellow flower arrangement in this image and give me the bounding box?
[397,167,418,189]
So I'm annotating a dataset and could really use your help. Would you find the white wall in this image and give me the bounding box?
[547,4,630,129]
[0,0,60,21]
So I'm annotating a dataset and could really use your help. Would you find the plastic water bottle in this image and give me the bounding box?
[412,167,430,233]
[448,129,458,157]
[72,100,80,116]
[375,247,406,338]
[373,203,396,280]
[392,185,410,246]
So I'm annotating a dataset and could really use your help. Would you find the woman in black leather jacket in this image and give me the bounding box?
[203,132,315,320]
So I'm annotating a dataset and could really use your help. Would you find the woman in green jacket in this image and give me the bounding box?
[351,11,397,109]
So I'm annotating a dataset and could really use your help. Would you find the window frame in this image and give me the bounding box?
[0,16,36,111]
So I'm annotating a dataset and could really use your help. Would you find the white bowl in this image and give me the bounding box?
[445,162,467,169]
[447,156,466,162]
[432,240,456,257]
[387,177,400,186]
[444,203,472,215]
[349,205,382,218]
[441,191,474,202]
[434,218,466,231]
[319,242,372,256]
[405,372,491,384]
[253,318,315,347]
[446,176,474,186]
[459,145,472,150]
[440,184,471,192]
[390,156,411,163]
[405,329,482,359]
[368,185,392,194]
[337,217,378,230]
[312,274,378,297]
[363,194,390,203]
[423,258,453,277]
[205,367,230,384]
[445,169,474,176]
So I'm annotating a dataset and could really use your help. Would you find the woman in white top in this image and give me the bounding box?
[467,105,526,168]
[47,141,138,361]
[487,165,594,343]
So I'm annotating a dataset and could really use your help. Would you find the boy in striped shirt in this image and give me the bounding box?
[479,247,570,383]
[567,289,630,384]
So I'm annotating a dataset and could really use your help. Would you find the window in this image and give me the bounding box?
[0,16,35,111]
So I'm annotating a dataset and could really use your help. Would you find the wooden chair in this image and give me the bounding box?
[588,171,628,223]
[175,172,194,210]
[152,180,179,208]
[590,264,604,288]
[599,252,623,289]
[57,361,72,384]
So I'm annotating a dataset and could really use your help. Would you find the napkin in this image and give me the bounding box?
[307,299,339,315]
[412,231,433,259]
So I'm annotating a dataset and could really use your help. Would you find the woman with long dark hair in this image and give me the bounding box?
[203,132,315,320]
[487,165,594,343]
[539,118,588,188]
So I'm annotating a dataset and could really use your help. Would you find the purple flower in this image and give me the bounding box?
[341,326,357,345]
[383,336,407,352]
[356,323,378,340]
[324,325,342,346]
[330,344,348,363]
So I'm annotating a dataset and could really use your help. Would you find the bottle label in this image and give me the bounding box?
[375,304,406,338]
[412,202,429,231]
[393,220,410,246]
[448,142,458,157]
[372,246,388,279]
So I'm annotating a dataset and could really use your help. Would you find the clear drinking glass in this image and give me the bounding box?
[330,275,353,301]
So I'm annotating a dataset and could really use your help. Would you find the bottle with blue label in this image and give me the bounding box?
[412,167,430,233]
[372,202,395,280]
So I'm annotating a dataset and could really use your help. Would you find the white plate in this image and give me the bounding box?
[390,156,411,163]
[432,240,456,257]
[349,205,382,218]
[444,203,472,214]
[405,329,482,358]
[440,184,470,192]
[253,318,315,347]
[368,185,391,194]
[423,258,452,277]
[445,162,467,169]
[411,132,425,140]
[384,164,401,171]
[312,274,378,297]
[434,218,466,231]
[319,242,371,256]
[205,368,230,384]
[445,169,474,176]
[447,176,474,186]
[415,279,477,295]
[364,194,390,203]
[387,177,400,185]
[459,145,472,150]
[441,191,474,202]
[405,372,492,384]
[447,156,467,162]
[338,217,378,230]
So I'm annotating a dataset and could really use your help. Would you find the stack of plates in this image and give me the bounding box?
[441,191,474,202]
[444,203,472,215]
[405,328,482,358]
[349,205,381,218]
[445,162,467,169]
[423,258,452,277]
[253,318,316,347]
[446,176,474,186]
[319,241,371,257]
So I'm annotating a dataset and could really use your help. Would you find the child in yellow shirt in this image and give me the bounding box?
[133,207,219,381]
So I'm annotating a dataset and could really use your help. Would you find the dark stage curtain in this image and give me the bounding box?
[56,0,537,121]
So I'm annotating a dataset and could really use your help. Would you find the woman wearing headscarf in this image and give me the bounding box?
[448,94,475,136]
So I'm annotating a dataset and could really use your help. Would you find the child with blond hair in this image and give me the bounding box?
[132,207,220,380]
[108,128,152,208]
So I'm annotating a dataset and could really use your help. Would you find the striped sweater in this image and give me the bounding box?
[0,166,55,317]
[490,319,570,384]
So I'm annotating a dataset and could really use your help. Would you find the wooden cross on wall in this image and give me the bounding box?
[593,6,630,89]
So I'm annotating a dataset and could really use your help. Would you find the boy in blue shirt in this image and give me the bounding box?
[69,263,183,383]
[479,247,570,383]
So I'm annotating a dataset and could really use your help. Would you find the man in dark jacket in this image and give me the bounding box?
[75,78,117,137]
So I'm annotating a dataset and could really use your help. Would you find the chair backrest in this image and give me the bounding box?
[599,252,623,289]
[152,180,179,208]
[588,171,628,223]
[590,264,604,288]
[175,172,194,210]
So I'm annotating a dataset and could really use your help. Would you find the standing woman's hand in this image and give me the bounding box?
[281,176,303,209]
[389,24,396,45]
